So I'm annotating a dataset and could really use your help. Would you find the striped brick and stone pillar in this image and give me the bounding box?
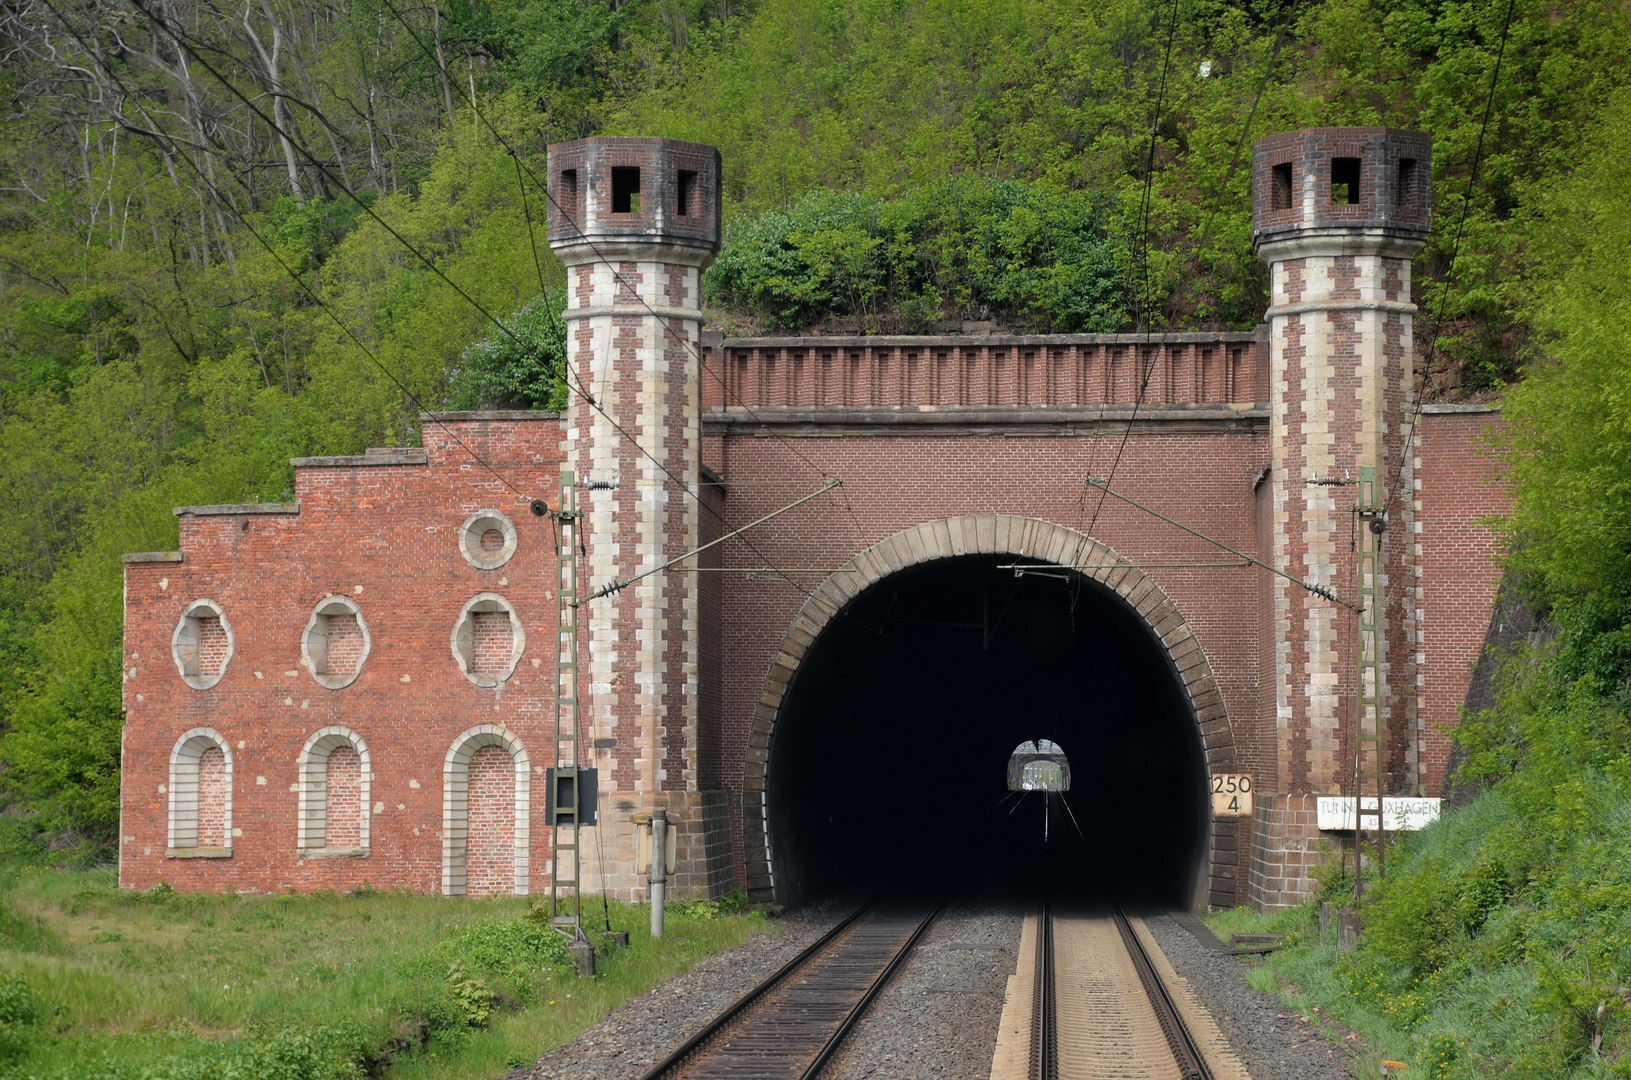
[1249,127,1432,908]
[546,137,728,899]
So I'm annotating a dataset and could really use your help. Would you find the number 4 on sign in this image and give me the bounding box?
[1211,774,1254,817]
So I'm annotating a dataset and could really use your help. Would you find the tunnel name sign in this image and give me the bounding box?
[1211,774,1253,817]
[1316,797,1442,832]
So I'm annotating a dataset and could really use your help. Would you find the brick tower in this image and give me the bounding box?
[546,137,728,899]
[1248,128,1432,906]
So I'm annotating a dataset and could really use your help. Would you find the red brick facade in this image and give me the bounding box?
[119,414,564,893]
[1415,408,1510,794]
[197,747,228,849]
[117,132,1511,908]
[466,745,517,897]
[325,747,362,850]
[197,618,230,678]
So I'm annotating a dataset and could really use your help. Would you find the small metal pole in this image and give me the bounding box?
[650,808,667,940]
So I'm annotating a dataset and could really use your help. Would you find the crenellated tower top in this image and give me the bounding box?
[545,137,722,267]
[1252,127,1432,260]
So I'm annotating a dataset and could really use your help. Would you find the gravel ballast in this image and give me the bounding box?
[524,898,852,1080]
[818,898,1023,1080]
[1142,913,1355,1080]
[524,899,1353,1080]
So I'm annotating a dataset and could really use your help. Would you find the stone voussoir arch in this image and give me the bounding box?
[742,514,1238,903]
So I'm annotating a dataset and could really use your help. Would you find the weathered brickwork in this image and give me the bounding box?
[1247,126,1434,908]
[197,618,230,678]
[325,746,362,849]
[1415,408,1510,795]
[465,744,517,897]
[1248,794,1324,909]
[702,335,1266,411]
[119,414,565,894]
[324,615,365,678]
[548,135,726,899]
[470,612,514,677]
[119,131,1510,910]
[197,747,229,849]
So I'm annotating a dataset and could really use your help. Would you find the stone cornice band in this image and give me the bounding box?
[1264,299,1418,318]
[565,304,708,323]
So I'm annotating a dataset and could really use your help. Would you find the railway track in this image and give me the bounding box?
[997,902,1250,1080]
[639,894,946,1080]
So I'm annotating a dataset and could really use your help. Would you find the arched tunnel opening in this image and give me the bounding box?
[764,554,1211,908]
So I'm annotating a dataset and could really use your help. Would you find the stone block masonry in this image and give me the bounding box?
[548,136,730,900]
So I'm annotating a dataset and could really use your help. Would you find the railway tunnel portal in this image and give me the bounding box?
[750,522,1232,909]
[117,128,1514,913]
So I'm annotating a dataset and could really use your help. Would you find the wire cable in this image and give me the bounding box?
[1382,0,1518,520]
[38,0,541,509]
[1077,0,1186,551]
[372,0,868,580]
[1084,0,1303,542]
[125,0,828,600]
[1065,0,1303,593]
[375,0,868,550]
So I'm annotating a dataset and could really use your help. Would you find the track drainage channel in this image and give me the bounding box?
[641,895,947,1080]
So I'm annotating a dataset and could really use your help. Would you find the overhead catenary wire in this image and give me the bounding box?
[374,0,872,555]
[1080,0,1187,544]
[372,0,870,588]
[1084,477,1352,607]
[579,480,842,603]
[1082,0,1305,546]
[124,0,829,601]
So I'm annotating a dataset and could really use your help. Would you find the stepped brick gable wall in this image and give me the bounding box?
[119,414,564,893]
[118,132,1511,909]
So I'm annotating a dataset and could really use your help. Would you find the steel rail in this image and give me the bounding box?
[1029,901,1056,1080]
[637,896,878,1080]
[800,893,949,1079]
[639,894,945,1080]
[1112,904,1212,1080]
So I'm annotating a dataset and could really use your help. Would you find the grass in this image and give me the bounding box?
[1204,901,1530,1079]
[1204,902,1425,1075]
[0,865,769,1079]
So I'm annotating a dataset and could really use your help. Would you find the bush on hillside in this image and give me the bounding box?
[705,178,1128,333]
[446,290,569,411]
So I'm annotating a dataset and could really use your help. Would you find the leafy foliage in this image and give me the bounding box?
[614,0,1631,348]
[705,179,1127,332]
[64,1025,371,1080]
[1217,87,1631,1078]
[448,290,570,410]
[0,0,1629,858]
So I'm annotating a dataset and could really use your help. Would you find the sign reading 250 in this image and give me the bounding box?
[1210,774,1253,817]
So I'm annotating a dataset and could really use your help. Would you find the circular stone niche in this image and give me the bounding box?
[302,595,373,690]
[460,510,518,570]
[450,593,526,688]
[171,598,235,690]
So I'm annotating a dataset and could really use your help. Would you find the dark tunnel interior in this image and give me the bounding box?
[764,555,1210,908]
